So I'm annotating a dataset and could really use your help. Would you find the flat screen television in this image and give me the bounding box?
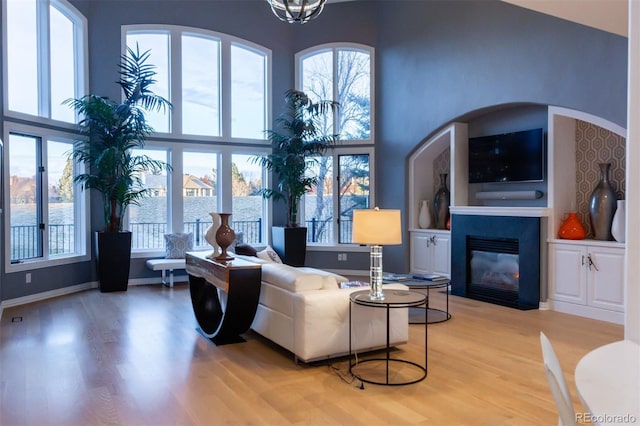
[468,128,545,184]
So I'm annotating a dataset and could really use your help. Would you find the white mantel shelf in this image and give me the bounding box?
[450,206,551,217]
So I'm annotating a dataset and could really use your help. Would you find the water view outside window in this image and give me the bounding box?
[47,140,75,255]
[304,156,333,244]
[126,32,171,133]
[182,34,220,136]
[9,134,41,260]
[231,154,265,244]
[129,149,169,249]
[183,151,218,248]
[339,154,370,243]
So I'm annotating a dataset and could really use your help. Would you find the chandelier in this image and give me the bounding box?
[267,0,327,24]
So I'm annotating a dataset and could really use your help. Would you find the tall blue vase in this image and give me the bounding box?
[588,162,617,241]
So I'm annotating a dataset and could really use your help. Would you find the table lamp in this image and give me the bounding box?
[352,207,402,300]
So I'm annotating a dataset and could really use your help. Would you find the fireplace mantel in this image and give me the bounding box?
[450,206,551,217]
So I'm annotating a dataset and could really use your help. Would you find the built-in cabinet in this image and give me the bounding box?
[408,107,627,323]
[410,230,450,276]
[549,241,624,324]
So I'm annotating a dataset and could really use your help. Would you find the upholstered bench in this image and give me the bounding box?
[145,258,186,287]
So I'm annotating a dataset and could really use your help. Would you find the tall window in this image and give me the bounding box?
[182,151,219,248]
[231,153,265,244]
[298,44,373,141]
[124,25,270,141]
[4,0,87,122]
[303,151,372,244]
[128,148,170,250]
[298,44,374,245]
[7,130,86,263]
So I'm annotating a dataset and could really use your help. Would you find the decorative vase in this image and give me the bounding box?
[205,212,221,258]
[558,212,587,240]
[418,200,431,229]
[215,213,235,261]
[611,200,626,243]
[433,173,450,230]
[588,163,617,241]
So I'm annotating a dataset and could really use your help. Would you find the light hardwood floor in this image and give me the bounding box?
[0,284,622,425]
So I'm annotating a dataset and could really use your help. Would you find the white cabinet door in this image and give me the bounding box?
[550,243,587,305]
[588,246,625,312]
[410,232,431,274]
[432,233,451,277]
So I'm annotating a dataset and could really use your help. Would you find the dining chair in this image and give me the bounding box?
[540,332,577,426]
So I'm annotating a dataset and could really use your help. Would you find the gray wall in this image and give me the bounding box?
[0,0,628,299]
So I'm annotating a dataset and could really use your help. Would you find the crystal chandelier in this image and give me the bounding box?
[268,0,327,24]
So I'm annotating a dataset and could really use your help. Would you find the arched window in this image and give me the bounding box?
[123,25,270,141]
[296,44,375,246]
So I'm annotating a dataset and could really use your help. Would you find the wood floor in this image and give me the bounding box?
[0,284,622,426]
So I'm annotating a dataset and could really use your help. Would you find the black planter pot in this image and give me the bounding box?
[272,226,307,267]
[95,231,132,292]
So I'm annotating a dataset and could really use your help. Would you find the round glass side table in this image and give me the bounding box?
[349,289,428,386]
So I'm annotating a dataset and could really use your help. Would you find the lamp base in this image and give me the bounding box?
[369,245,384,300]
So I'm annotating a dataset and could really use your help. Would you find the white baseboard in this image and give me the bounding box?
[550,299,624,324]
[538,301,551,311]
[0,281,99,317]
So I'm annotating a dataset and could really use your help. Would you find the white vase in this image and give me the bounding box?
[611,200,626,243]
[418,199,431,229]
[205,212,221,257]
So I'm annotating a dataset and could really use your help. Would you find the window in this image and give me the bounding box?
[298,44,373,141]
[231,153,266,244]
[4,0,87,123]
[128,148,170,250]
[6,128,87,266]
[303,150,372,245]
[124,25,270,141]
[298,44,375,245]
[182,151,219,248]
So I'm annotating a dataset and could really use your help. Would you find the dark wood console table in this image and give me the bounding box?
[185,251,262,345]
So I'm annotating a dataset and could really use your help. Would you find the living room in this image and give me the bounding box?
[1,0,639,424]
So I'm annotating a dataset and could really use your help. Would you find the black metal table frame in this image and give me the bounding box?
[404,280,451,324]
[348,289,428,386]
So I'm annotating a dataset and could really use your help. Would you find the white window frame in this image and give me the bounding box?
[295,42,375,145]
[3,122,90,273]
[122,25,272,145]
[2,0,88,128]
[305,146,374,251]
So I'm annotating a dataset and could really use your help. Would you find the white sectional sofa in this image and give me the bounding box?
[236,255,409,363]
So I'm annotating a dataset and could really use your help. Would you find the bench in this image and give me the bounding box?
[146,258,186,288]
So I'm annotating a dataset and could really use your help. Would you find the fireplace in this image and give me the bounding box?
[451,215,540,310]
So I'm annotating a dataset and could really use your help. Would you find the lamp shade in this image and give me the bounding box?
[352,208,402,245]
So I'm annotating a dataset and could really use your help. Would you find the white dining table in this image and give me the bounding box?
[574,340,640,425]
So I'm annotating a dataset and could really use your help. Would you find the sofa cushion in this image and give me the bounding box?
[164,233,193,259]
[234,243,257,257]
[297,267,349,288]
[256,245,283,263]
[261,263,336,292]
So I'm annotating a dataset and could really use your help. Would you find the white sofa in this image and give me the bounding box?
[236,256,409,363]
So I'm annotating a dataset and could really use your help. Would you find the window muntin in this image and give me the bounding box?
[231,153,265,245]
[4,0,86,123]
[7,130,85,264]
[182,34,221,136]
[124,25,270,141]
[298,44,373,142]
[128,148,170,250]
[182,151,219,248]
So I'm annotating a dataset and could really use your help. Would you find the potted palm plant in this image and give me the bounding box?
[254,89,339,265]
[66,45,171,292]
